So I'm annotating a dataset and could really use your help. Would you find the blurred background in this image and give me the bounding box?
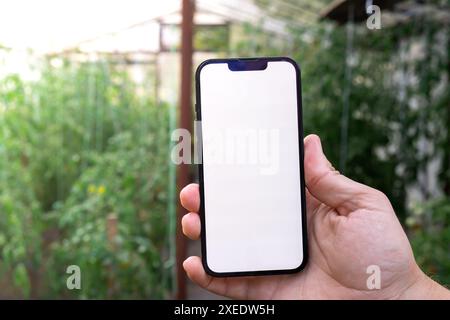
[0,0,448,299]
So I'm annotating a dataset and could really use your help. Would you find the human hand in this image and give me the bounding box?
[180,134,450,299]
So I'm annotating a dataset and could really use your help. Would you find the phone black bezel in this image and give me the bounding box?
[195,56,308,277]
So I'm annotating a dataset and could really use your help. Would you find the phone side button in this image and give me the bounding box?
[195,104,201,119]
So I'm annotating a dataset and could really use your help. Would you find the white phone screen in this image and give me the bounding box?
[198,59,305,274]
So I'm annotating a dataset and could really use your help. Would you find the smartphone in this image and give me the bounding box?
[195,57,307,277]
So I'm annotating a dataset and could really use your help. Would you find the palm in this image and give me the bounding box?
[301,192,416,299]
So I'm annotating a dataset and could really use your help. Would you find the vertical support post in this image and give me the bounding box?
[155,19,163,105]
[176,0,195,300]
[444,31,450,196]
[339,3,354,174]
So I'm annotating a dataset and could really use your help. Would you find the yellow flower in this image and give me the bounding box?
[98,185,106,195]
[87,184,96,194]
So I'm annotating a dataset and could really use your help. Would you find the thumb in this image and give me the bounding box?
[304,134,376,215]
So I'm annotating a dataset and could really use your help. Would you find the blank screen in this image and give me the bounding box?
[199,60,304,273]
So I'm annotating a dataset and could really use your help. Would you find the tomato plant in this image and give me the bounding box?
[0,58,175,298]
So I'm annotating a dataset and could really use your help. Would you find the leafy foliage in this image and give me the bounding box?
[408,198,450,285]
[0,58,174,298]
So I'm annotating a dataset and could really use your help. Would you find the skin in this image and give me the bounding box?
[180,134,450,300]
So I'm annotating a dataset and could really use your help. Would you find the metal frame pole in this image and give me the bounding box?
[176,0,195,300]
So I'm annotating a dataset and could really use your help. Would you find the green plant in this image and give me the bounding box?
[0,56,175,298]
[408,198,450,285]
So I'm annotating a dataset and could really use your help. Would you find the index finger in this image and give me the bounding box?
[180,183,200,213]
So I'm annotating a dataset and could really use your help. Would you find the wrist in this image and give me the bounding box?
[398,267,450,300]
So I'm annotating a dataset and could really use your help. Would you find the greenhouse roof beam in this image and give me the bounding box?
[321,0,401,23]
